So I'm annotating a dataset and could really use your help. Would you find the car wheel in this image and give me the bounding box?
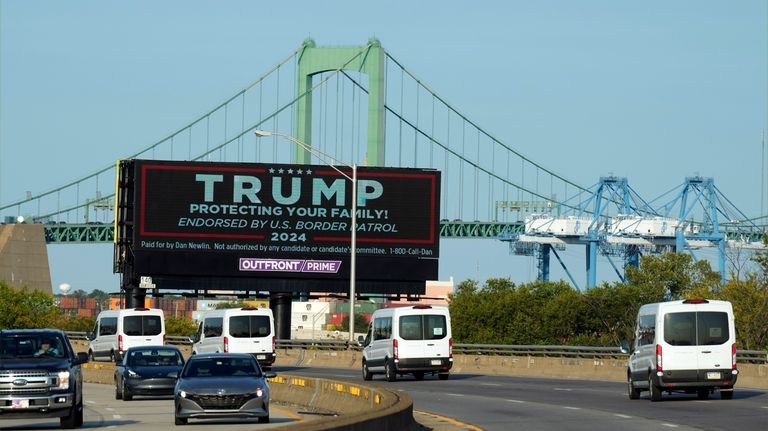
[438,372,449,381]
[413,372,424,381]
[115,378,122,400]
[75,400,84,427]
[109,350,115,363]
[721,389,734,400]
[258,415,270,424]
[174,415,187,425]
[697,389,710,400]
[362,361,372,381]
[628,374,640,400]
[122,381,132,401]
[385,359,397,382]
[60,400,78,429]
[88,350,95,362]
[649,373,661,402]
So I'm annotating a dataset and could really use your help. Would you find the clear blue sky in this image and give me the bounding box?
[1,1,766,294]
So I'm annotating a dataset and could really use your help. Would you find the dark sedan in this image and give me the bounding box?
[174,353,276,425]
[115,346,184,400]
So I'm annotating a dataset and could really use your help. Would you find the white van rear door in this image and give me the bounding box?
[397,313,449,360]
[695,311,732,374]
[228,314,273,354]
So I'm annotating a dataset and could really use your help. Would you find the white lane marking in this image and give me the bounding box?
[105,407,115,411]
[762,406,768,409]
[446,393,465,397]
[615,414,632,419]
[85,400,96,404]
[554,388,573,391]
[564,406,581,410]
[107,426,116,429]
[661,424,679,428]
[113,414,122,419]
[506,399,525,403]
[480,383,501,386]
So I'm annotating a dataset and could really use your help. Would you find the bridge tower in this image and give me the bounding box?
[295,38,386,166]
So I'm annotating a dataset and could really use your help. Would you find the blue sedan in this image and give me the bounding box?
[174,353,276,425]
[115,345,185,400]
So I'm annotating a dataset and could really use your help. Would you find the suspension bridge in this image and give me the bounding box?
[1,38,766,288]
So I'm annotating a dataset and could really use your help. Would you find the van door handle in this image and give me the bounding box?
[702,350,712,353]
[427,343,435,346]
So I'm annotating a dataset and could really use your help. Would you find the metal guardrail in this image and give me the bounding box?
[65,331,768,363]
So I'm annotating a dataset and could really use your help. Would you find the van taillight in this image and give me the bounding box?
[732,343,737,369]
[163,335,167,345]
[224,336,229,353]
[656,344,663,371]
[393,339,399,360]
[272,336,276,353]
[118,335,123,352]
[449,337,453,358]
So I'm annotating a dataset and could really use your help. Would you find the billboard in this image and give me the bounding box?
[116,159,440,294]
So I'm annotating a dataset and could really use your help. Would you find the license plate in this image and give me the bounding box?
[11,399,29,409]
[430,360,442,366]
[257,355,266,360]
[706,372,721,380]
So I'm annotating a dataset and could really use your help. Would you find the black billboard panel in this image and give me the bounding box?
[122,159,440,291]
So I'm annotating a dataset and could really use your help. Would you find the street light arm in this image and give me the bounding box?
[254,130,353,181]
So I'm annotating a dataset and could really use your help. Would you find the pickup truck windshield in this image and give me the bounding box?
[0,335,66,359]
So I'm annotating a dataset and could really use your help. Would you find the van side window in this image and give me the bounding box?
[100,317,118,336]
[204,318,223,337]
[637,314,656,346]
[373,317,391,341]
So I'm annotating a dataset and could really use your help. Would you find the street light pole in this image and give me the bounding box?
[254,130,358,343]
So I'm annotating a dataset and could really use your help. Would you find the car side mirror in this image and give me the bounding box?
[619,339,630,354]
[74,352,89,365]
[188,335,198,344]
[168,371,179,379]
[264,371,277,379]
[357,335,365,347]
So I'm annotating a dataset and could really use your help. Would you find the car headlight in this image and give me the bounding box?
[57,371,70,390]
[128,370,141,378]
[179,390,187,398]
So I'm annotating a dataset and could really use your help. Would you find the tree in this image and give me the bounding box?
[215,300,246,309]
[341,313,369,335]
[0,282,61,328]
[625,252,721,300]
[165,316,199,336]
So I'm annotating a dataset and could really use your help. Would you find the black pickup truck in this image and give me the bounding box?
[0,329,89,429]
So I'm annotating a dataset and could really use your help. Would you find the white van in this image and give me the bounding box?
[626,299,738,401]
[359,305,452,382]
[88,308,165,362]
[190,307,276,370]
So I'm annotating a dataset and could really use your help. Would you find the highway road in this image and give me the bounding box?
[3,368,766,430]
[0,382,303,430]
[283,366,768,431]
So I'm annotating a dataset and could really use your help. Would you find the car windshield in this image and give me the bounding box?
[183,357,261,378]
[0,335,66,359]
[127,349,184,366]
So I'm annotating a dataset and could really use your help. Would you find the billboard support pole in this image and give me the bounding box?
[255,130,358,343]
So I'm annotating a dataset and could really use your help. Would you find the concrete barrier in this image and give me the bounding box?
[81,359,415,431]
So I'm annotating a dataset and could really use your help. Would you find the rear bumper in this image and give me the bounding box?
[396,357,453,373]
[251,353,276,367]
[653,369,738,389]
[126,378,177,395]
